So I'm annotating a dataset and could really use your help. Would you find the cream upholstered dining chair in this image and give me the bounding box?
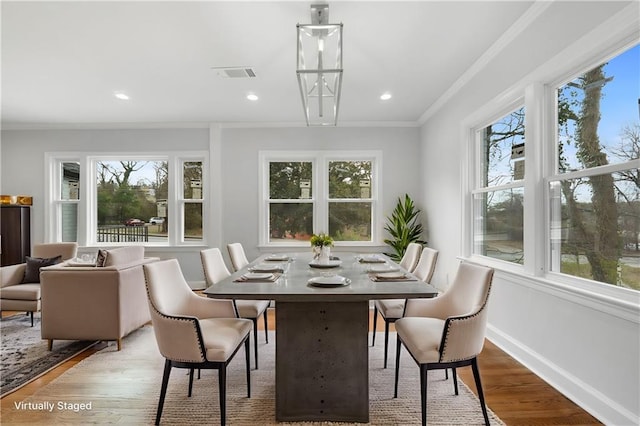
[227,243,250,272]
[143,259,252,426]
[398,242,422,272]
[372,247,438,368]
[201,247,270,369]
[0,242,77,326]
[393,262,494,426]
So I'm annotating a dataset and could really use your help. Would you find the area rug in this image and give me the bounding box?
[10,326,504,425]
[0,313,97,397]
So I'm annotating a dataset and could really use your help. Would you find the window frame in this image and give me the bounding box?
[45,151,208,247]
[471,103,527,266]
[259,150,382,247]
[461,38,640,304]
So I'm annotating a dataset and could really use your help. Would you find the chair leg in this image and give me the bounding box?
[445,368,449,379]
[30,311,34,327]
[218,366,227,426]
[251,317,258,369]
[383,319,390,368]
[188,368,194,397]
[117,338,122,351]
[471,358,490,425]
[371,305,378,346]
[47,340,53,351]
[420,364,428,426]
[155,359,172,425]
[245,337,251,398]
[394,334,402,398]
[452,367,459,395]
[263,310,269,344]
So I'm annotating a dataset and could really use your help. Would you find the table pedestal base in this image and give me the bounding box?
[275,301,369,422]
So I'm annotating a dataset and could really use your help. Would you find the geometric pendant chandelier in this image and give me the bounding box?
[296,4,343,126]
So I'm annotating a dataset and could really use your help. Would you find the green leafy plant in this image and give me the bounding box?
[310,233,334,247]
[384,194,426,261]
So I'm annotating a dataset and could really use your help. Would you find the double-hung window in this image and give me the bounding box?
[260,151,381,246]
[472,106,526,265]
[46,152,207,246]
[549,44,639,290]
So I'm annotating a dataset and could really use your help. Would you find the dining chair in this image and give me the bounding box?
[393,262,494,426]
[399,242,422,272]
[372,247,439,368]
[143,259,252,426]
[227,243,250,272]
[201,247,270,369]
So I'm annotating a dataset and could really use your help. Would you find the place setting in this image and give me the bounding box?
[368,270,418,282]
[307,274,351,288]
[234,271,282,283]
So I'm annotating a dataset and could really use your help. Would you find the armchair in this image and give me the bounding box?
[0,242,78,326]
[393,262,494,426]
[144,259,252,426]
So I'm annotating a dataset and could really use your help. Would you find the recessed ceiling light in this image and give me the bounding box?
[247,93,259,101]
[114,92,130,100]
[380,93,392,101]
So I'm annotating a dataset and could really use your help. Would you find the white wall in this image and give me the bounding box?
[1,125,422,282]
[419,2,639,424]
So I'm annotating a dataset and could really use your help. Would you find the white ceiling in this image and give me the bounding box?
[2,1,541,127]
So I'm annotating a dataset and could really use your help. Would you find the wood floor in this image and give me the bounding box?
[1,309,601,425]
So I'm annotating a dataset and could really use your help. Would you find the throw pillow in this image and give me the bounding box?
[22,255,63,283]
[95,249,108,267]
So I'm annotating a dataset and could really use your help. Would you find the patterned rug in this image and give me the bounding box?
[10,326,504,425]
[0,313,97,397]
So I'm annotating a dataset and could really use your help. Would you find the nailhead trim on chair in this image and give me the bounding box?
[145,285,207,363]
[439,282,492,363]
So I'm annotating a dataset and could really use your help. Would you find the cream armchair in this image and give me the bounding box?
[0,242,78,326]
[40,246,155,350]
[201,247,269,369]
[393,262,494,426]
[372,246,439,367]
[144,259,252,426]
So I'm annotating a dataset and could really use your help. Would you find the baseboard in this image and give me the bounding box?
[486,325,638,426]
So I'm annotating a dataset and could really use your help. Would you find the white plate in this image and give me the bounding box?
[242,272,274,280]
[308,275,350,287]
[265,255,289,261]
[367,265,399,273]
[309,259,342,268]
[250,263,283,272]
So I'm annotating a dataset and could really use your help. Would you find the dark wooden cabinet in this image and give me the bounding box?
[1,205,31,266]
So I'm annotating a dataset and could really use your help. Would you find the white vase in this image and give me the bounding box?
[319,246,331,264]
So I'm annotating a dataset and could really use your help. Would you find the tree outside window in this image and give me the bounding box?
[552,44,639,290]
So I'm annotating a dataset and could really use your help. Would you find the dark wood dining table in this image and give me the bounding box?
[203,251,438,423]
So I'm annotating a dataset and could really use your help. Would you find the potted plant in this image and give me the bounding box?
[384,194,426,261]
[310,233,334,262]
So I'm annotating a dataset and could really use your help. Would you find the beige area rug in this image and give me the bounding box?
[13,325,504,425]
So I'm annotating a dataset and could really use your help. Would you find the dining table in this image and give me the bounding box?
[203,250,438,423]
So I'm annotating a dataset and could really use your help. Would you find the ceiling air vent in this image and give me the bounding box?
[212,67,257,78]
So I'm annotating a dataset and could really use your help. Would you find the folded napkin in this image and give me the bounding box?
[358,255,386,263]
[369,272,417,282]
[234,272,282,283]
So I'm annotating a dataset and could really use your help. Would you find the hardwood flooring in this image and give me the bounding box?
[1,309,601,425]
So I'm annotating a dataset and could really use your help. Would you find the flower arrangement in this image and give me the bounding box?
[310,233,334,248]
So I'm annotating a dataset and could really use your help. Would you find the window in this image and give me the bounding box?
[472,107,526,265]
[465,43,639,296]
[550,44,639,290]
[47,152,207,247]
[260,151,380,246]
